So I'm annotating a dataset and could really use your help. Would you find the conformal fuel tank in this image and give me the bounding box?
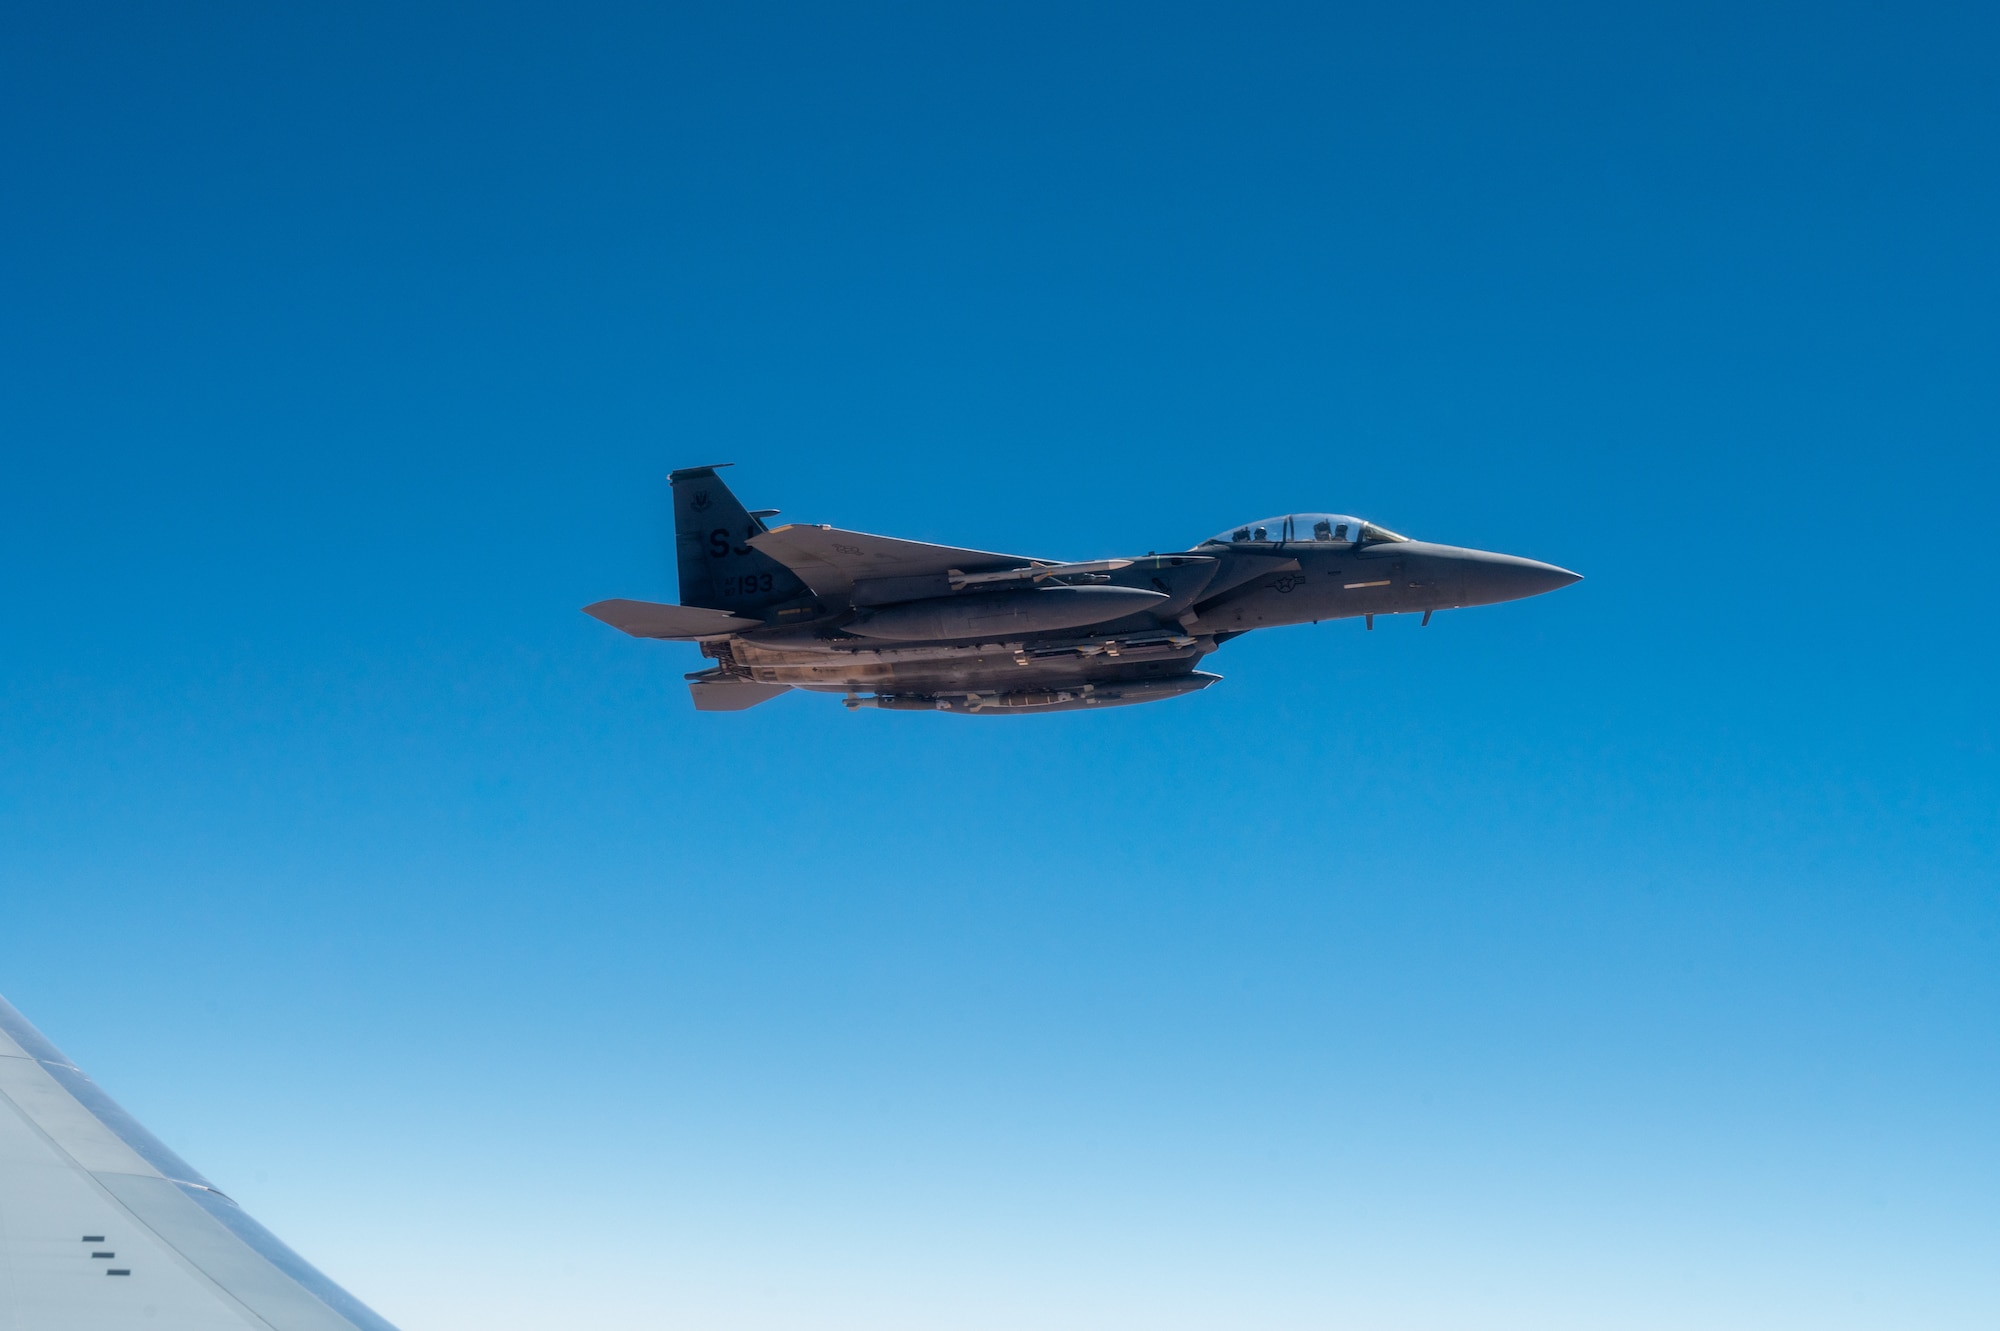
[843,585,1168,641]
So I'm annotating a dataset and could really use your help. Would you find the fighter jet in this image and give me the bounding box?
[585,466,1580,714]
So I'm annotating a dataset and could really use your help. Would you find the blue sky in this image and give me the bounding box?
[3,3,1996,1327]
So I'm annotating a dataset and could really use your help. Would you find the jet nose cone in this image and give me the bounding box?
[1457,551,1582,606]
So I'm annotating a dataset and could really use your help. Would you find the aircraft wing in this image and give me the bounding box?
[0,992,400,1331]
[748,525,1045,599]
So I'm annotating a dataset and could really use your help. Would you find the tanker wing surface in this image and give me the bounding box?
[748,525,1045,600]
[0,991,401,1331]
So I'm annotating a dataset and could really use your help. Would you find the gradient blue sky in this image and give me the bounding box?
[3,3,1997,1328]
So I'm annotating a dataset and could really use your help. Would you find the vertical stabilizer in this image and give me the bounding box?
[670,466,808,614]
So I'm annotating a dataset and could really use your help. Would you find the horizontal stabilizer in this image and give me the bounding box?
[689,680,791,711]
[583,599,761,639]
[749,525,1046,599]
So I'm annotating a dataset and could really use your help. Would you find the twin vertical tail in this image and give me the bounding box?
[670,465,806,615]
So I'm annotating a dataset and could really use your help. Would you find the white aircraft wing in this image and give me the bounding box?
[0,992,399,1331]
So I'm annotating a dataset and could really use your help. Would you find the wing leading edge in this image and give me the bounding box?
[0,993,399,1331]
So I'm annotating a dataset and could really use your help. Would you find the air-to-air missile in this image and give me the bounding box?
[585,466,1580,714]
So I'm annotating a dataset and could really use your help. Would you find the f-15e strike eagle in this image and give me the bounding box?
[585,465,1581,714]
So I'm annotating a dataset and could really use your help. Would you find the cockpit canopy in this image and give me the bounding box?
[1200,513,1408,547]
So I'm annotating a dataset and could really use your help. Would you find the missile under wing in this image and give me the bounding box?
[0,991,399,1331]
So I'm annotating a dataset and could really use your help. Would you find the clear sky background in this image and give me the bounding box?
[3,3,1996,1328]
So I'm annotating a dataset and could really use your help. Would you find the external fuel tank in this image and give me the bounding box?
[842,585,1169,642]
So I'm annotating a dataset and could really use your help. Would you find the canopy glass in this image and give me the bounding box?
[1199,514,1408,547]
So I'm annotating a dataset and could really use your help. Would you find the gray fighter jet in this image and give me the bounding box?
[585,466,1580,714]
